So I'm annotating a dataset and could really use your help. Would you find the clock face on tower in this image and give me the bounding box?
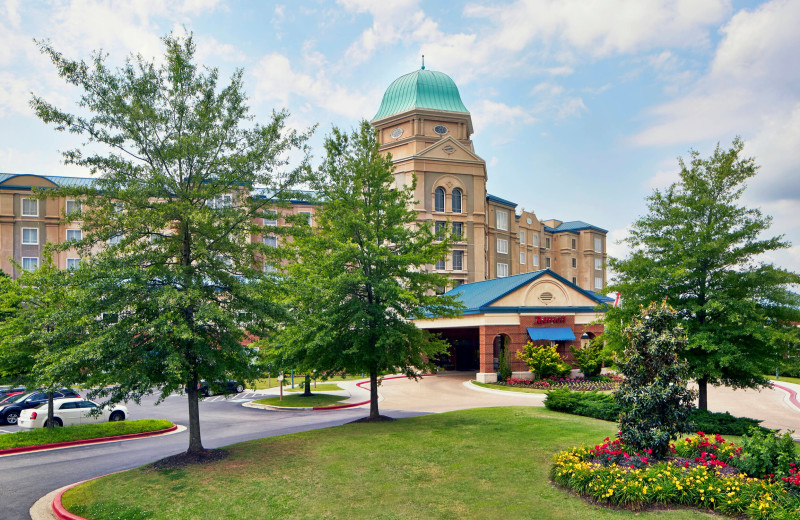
[390,127,403,139]
[433,125,448,136]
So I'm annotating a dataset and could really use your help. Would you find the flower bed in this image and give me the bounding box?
[551,432,800,519]
[498,375,622,391]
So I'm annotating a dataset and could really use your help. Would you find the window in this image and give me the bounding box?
[208,194,232,209]
[108,233,122,246]
[264,236,277,247]
[452,188,462,213]
[22,228,38,245]
[497,262,508,278]
[520,251,526,265]
[595,277,603,289]
[497,238,508,254]
[434,187,445,212]
[595,258,603,270]
[66,229,82,242]
[22,257,38,271]
[496,210,508,231]
[533,234,539,247]
[22,198,38,216]
[545,237,551,249]
[452,222,463,240]
[533,255,539,267]
[572,277,577,284]
[65,200,80,214]
[435,221,446,240]
[298,211,312,226]
[66,258,80,270]
[113,202,124,213]
[545,257,551,268]
[435,258,446,270]
[264,210,278,226]
[571,257,577,268]
[572,238,577,249]
[263,262,277,273]
[452,250,463,271]
[520,230,526,245]
[594,237,603,253]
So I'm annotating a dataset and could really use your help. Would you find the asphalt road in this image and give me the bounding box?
[0,390,422,520]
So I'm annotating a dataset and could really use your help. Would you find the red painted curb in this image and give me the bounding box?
[53,483,90,520]
[0,424,177,456]
[312,374,436,411]
[772,383,800,410]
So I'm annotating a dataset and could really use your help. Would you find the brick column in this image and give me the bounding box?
[476,325,497,383]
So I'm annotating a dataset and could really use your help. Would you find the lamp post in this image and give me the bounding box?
[277,374,284,401]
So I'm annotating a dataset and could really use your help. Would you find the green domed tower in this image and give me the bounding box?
[371,65,487,285]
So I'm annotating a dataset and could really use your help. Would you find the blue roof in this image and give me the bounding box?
[486,194,517,208]
[527,327,576,341]
[544,220,607,234]
[0,172,96,188]
[442,269,609,315]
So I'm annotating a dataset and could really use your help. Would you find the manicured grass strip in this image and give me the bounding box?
[0,419,174,450]
[252,394,348,408]
[472,381,548,394]
[253,374,358,390]
[769,374,800,385]
[286,383,343,392]
[62,408,717,520]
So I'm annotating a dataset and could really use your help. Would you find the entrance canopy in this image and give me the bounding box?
[526,327,576,341]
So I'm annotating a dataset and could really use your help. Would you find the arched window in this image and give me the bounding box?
[452,188,462,213]
[434,187,445,212]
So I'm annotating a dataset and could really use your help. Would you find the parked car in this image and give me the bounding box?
[0,387,26,401]
[17,398,127,428]
[0,389,80,425]
[0,391,25,404]
[197,380,245,397]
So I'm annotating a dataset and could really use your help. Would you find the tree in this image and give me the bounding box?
[268,121,462,420]
[606,138,800,410]
[616,302,696,459]
[30,34,311,455]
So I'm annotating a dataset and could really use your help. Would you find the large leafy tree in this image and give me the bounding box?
[268,121,462,420]
[606,138,800,410]
[30,34,311,454]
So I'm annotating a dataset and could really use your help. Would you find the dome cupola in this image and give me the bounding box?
[372,68,469,121]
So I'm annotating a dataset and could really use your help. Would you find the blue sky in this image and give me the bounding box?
[1,0,798,274]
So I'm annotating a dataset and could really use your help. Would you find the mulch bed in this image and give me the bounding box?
[150,448,229,469]
[349,415,396,423]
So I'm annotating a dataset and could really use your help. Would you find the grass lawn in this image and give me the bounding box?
[252,394,348,408]
[286,383,343,392]
[253,374,360,390]
[0,419,173,450]
[769,374,800,385]
[62,408,718,520]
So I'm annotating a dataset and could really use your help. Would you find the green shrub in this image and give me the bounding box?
[732,427,800,479]
[497,347,513,382]
[516,341,570,379]
[545,389,766,437]
[570,340,606,378]
[616,302,695,459]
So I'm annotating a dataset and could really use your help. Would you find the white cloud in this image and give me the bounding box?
[251,53,375,120]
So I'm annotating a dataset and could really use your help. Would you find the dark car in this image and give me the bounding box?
[0,387,26,401]
[0,389,81,425]
[196,380,245,397]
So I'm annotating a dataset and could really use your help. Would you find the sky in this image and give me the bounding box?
[1,0,799,275]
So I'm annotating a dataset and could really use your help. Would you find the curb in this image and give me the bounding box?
[771,382,800,413]
[0,424,178,457]
[52,482,89,520]
[464,380,547,398]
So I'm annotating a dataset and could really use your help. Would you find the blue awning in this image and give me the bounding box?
[526,327,576,341]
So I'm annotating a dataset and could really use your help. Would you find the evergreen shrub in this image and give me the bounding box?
[516,341,570,379]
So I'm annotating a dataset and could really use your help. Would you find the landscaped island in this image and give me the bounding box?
[0,419,174,451]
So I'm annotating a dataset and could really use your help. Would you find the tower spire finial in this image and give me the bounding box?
[421,54,425,70]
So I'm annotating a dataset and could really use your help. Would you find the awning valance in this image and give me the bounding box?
[526,327,576,341]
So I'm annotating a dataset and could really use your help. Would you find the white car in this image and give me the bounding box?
[17,398,128,429]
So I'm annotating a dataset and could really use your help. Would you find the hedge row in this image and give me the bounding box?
[543,389,768,436]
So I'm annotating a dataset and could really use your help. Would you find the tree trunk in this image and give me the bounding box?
[369,367,379,419]
[302,373,312,397]
[697,376,708,411]
[47,391,54,429]
[186,376,204,454]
